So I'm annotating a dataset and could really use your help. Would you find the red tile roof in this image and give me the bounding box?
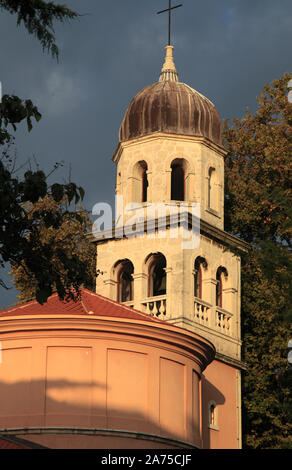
[0,437,26,449]
[0,435,47,449]
[0,288,165,324]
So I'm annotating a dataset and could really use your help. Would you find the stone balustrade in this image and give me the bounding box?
[122,296,233,337]
[194,297,211,327]
[215,307,232,336]
[141,295,167,317]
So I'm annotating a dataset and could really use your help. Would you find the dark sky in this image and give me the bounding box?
[0,0,291,308]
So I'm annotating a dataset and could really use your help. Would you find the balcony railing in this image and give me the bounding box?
[142,295,167,317]
[215,307,232,336]
[194,297,211,327]
[193,298,233,336]
[122,296,233,336]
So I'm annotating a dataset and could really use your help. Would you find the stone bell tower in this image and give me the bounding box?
[94,46,248,449]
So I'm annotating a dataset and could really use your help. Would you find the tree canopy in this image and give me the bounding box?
[0,1,95,304]
[224,72,292,448]
[10,195,96,303]
[0,0,78,58]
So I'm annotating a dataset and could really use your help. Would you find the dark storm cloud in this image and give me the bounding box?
[0,0,291,307]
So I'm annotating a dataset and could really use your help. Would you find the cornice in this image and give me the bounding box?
[0,427,198,449]
[0,314,215,372]
[215,352,247,371]
[88,212,249,253]
[112,132,227,164]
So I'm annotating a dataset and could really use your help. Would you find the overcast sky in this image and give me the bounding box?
[0,0,291,308]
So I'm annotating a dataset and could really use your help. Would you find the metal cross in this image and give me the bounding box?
[157,1,183,46]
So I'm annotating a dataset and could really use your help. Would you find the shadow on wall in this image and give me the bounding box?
[201,376,226,450]
[0,377,207,449]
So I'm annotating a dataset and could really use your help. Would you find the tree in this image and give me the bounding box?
[223,73,292,448]
[0,1,93,304]
[224,73,292,320]
[10,195,96,302]
[0,0,77,59]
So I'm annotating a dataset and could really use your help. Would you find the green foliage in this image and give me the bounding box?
[224,73,292,448]
[0,150,88,303]
[0,0,78,58]
[0,1,92,304]
[10,196,97,304]
[0,95,42,145]
[241,254,292,449]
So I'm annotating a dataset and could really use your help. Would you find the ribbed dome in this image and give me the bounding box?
[119,81,223,146]
[119,46,222,146]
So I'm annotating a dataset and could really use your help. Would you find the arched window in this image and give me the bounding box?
[194,257,207,299]
[216,266,228,308]
[133,160,148,203]
[142,167,148,203]
[171,161,185,201]
[194,264,202,298]
[208,167,217,211]
[148,254,167,297]
[117,260,134,302]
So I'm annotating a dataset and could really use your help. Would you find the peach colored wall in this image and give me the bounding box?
[0,315,214,449]
[201,359,240,449]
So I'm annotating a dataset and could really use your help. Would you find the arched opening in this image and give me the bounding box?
[208,167,217,211]
[208,401,218,429]
[194,256,208,299]
[216,266,228,308]
[142,167,148,203]
[133,160,148,203]
[171,160,185,201]
[148,253,167,297]
[116,260,134,303]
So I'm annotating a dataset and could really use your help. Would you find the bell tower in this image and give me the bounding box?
[116,46,225,230]
[93,46,248,449]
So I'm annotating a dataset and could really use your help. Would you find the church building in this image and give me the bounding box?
[0,45,248,449]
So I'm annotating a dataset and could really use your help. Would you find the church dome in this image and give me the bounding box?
[119,46,222,147]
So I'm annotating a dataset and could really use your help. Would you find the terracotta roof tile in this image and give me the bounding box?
[0,437,26,449]
[0,435,48,449]
[0,288,165,324]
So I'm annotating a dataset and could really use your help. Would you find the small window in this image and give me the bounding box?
[208,167,217,211]
[208,401,218,429]
[117,261,134,302]
[216,271,222,308]
[194,257,207,299]
[171,163,185,201]
[216,267,228,308]
[133,160,148,203]
[148,254,167,297]
[142,168,148,203]
[194,265,202,298]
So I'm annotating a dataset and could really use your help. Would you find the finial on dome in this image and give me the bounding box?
[159,45,179,82]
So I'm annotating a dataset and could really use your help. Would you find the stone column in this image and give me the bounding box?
[132,273,148,311]
[222,287,238,338]
[165,169,172,201]
[164,267,174,319]
[146,170,153,203]
[202,278,217,329]
[103,279,117,301]
[185,171,196,202]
